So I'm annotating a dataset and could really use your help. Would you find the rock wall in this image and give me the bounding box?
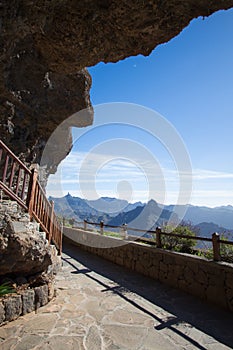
[64,227,233,311]
[1,1,233,172]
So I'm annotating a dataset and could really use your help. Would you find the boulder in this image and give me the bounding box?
[0,220,53,276]
[0,201,56,277]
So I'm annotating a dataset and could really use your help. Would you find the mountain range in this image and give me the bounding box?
[49,193,144,223]
[108,199,178,232]
[49,194,233,238]
[165,204,233,230]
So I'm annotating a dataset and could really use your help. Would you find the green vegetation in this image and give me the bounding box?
[103,230,121,238]
[198,234,233,262]
[161,224,197,253]
[0,282,16,297]
[220,239,233,263]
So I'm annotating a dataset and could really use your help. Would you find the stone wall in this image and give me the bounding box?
[64,227,233,312]
[0,282,54,326]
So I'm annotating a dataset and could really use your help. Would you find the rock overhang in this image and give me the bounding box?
[1,1,233,173]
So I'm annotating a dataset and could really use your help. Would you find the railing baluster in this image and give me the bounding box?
[38,193,42,219]
[46,204,49,231]
[40,194,43,220]
[2,155,9,183]
[44,203,48,230]
[38,192,42,219]
[36,187,40,217]
[20,171,28,200]
[15,167,22,196]
[9,161,16,188]
[49,201,55,244]
[33,184,37,214]
[35,183,39,213]
[32,183,37,213]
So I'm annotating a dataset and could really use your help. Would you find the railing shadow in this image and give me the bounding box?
[62,239,233,349]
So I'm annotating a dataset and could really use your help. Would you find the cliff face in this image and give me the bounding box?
[1,1,233,173]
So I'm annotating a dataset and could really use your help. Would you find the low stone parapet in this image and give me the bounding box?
[64,227,233,312]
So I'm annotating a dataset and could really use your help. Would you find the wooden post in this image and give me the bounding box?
[84,219,87,230]
[123,223,128,239]
[59,232,62,256]
[26,168,38,219]
[100,221,104,235]
[119,223,127,239]
[212,232,221,261]
[58,220,63,256]
[49,200,54,243]
[156,227,162,248]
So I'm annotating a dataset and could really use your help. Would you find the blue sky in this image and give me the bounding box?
[47,9,233,207]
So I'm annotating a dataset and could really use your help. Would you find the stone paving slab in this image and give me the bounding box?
[1,240,233,349]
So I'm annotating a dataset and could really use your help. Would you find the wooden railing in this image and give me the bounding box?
[65,218,233,262]
[0,140,62,255]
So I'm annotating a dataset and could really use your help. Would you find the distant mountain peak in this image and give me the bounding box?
[147,199,158,206]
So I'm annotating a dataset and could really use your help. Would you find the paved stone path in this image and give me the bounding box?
[1,240,233,350]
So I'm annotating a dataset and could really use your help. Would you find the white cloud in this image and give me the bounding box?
[46,149,233,206]
[192,168,233,180]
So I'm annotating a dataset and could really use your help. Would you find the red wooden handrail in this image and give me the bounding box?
[0,139,62,255]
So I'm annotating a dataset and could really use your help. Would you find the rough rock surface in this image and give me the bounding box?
[0,221,52,276]
[1,1,233,172]
[0,200,60,277]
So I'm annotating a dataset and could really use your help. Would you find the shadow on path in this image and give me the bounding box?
[63,239,233,349]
